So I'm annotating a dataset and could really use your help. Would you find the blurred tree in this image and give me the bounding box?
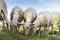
[54,14,60,25]
[54,16,59,25]
[57,14,60,24]
[54,14,60,35]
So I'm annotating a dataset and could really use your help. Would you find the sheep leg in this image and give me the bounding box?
[3,20,5,30]
[10,25,13,32]
[30,27,34,36]
[14,26,17,32]
[6,23,9,30]
[44,26,46,36]
[31,27,37,36]
[17,26,19,32]
[23,26,28,35]
[51,24,54,35]
[10,25,15,32]
[32,31,34,36]
[38,26,41,36]
[46,22,49,37]
[10,25,12,32]
[12,25,15,32]
[44,24,48,36]
[45,26,48,37]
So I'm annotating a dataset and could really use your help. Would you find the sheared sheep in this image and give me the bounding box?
[10,6,23,32]
[0,0,8,30]
[30,12,54,36]
[23,7,37,35]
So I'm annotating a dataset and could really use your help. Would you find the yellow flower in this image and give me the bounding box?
[19,26,24,32]
[54,16,58,24]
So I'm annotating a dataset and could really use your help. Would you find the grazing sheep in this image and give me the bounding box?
[0,0,8,30]
[10,6,23,32]
[23,7,37,35]
[30,12,54,36]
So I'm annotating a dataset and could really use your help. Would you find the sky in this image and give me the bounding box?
[5,0,60,21]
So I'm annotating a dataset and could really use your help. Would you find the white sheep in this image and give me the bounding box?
[0,0,8,30]
[10,6,23,32]
[30,12,54,36]
[23,7,37,35]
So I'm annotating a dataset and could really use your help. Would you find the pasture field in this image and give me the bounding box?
[0,31,60,40]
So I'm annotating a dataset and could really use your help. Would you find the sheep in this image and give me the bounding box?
[0,0,8,30]
[23,7,37,35]
[10,6,23,32]
[30,12,54,36]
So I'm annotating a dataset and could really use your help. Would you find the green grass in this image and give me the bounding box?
[0,31,60,40]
